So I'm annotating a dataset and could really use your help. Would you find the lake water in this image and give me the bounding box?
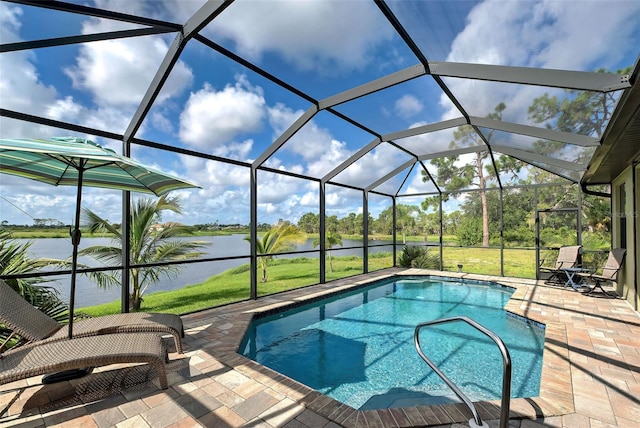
[20,235,394,308]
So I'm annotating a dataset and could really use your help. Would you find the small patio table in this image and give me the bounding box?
[561,267,590,290]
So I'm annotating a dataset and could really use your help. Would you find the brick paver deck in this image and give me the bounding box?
[1,268,639,427]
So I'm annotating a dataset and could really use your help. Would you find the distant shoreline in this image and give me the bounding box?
[5,227,429,243]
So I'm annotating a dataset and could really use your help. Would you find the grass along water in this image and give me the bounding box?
[78,247,538,317]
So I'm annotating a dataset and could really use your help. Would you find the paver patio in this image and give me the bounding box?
[1,268,639,427]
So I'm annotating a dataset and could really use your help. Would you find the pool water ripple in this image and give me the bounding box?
[240,277,544,410]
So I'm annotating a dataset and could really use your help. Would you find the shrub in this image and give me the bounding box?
[456,218,482,246]
[398,246,440,269]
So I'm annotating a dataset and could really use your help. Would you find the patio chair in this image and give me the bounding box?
[577,248,626,296]
[0,279,184,353]
[0,332,168,389]
[539,245,582,285]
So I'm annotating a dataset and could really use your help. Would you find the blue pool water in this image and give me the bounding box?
[240,276,545,410]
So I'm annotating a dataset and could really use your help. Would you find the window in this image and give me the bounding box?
[618,183,627,249]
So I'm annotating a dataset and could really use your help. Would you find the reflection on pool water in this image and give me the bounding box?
[240,276,545,410]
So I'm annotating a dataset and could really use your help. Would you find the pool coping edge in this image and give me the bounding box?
[211,269,574,426]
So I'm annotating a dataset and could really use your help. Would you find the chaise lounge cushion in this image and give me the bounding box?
[0,279,184,353]
[0,332,168,389]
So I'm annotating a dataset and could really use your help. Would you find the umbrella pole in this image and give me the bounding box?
[43,166,93,384]
[68,168,84,339]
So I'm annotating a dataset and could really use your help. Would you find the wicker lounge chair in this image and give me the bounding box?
[0,279,184,353]
[539,245,582,285]
[577,248,626,296]
[0,332,168,389]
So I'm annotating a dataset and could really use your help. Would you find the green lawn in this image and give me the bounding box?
[442,247,538,278]
[7,229,77,239]
[78,248,536,318]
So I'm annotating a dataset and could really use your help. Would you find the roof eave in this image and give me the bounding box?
[582,58,640,186]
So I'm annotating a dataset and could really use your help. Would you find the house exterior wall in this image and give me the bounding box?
[612,164,639,310]
[635,163,639,311]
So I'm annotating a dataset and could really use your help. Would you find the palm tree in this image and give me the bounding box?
[79,195,209,311]
[312,230,343,273]
[396,204,418,244]
[0,228,68,349]
[246,222,306,282]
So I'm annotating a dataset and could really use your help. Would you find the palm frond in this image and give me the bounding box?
[154,240,207,260]
[244,223,306,282]
[79,245,122,265]
[0,229,69,327]
[77,197,210,309]
[83,209,121,238]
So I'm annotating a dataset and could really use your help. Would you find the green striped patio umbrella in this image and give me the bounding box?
[0,137,199,338]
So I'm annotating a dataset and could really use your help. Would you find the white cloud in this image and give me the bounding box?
[0,3,21,43]
[171,187,250,226]
[530,0,640,70]
[324,186,366,219]
[161,0,208,23]
[257,173,304,205]
[0,171,126,227]
[441,0,640,124]
[332,143,411,189]
[395,95,423,119]
[150,111,174,134]
[305,139,352,178]
[395,122,457,156]
[325,192,341,207]
[265,159,306,176]
[267,104,354,178]
[203,189,250,223]
[0,3,182,138]
[179,77,265,150]
[181,156,250,189]
[7,0,636,227]
[0,5,64,137]
[211,139,254,160]
[404,168,439,197]
[64,15,193,108]
[45,97,132,134]
[446,0,638,69]
[209,0,394,73]
[144,155,253,225]
[268,103,334,160]
[299,191,318,207]
[267,102,301,135]
[0,174,72,225]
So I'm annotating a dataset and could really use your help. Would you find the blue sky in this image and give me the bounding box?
[1,0,639,227]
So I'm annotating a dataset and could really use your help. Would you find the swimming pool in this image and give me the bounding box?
[240,276,545,410]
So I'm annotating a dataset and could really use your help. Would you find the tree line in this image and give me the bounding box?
[295,183,610,249]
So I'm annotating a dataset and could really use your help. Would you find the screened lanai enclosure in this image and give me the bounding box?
[1,0,639,313]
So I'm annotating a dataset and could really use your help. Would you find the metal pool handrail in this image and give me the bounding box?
[414,316,512,428]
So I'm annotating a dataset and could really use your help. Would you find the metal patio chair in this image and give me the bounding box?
[539,245,582,285]
[577,248,626,296]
